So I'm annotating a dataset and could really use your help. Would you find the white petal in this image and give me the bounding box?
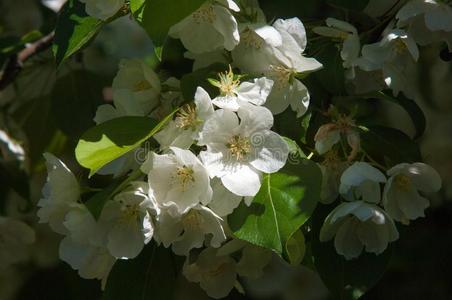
[212,5,240,51]
[249,130,289,174]
[273,17,307,51]
[334,218,363,260]
[221,164,262,197]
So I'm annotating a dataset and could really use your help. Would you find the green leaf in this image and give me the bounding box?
[131,0,205,46]
[311,203,392,299]
[103,243,180,300]
[53,0,104,66]
[327,0,369,11]
[228,159,322,256]
[75,113,175,177]
[285,230,306,266]
[51,70,108,137]
[364,91,426,139]
[360,126,422,167]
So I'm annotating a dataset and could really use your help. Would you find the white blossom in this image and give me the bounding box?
[99,183,156,259]
[59,205,115,286]
[320,201,399,259]
[169,0,240,54]
[264,18,323,117]
[210,67,274,111]
[79,0,124,21]
[38,153,80,234]
[383,162,442,224]
[339,162,387,204]
[358,28,419,97]
[231,24,283,74]
[0,217,35,269]
[141,147,212,215]
[313,18,361,76]
[155,206,226,256]
[199,103,289,196]
[154,87,214,149]
[94,59,161,124]
[183,247,237,299]
[397,0,452,32]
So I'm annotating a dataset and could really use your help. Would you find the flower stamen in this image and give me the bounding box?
[227,135,251,161]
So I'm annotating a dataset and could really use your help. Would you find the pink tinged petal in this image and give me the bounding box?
[221,164,262,197]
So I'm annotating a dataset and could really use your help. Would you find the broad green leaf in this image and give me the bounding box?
[53,0,125,65]
[228,159,322,255]
[130,0,205,46]
[286,230,306,265]
[311,203,393,299]
[363,91,426,139]
[51,70,108,137]
[327,0,370,11]
[75,113,175,177]
[360,126,422,167]
[103,243,181,300]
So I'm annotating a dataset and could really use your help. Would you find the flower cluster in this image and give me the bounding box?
[36,0,446,298]
[314,0,452,98]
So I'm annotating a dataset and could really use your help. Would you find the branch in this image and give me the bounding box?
[0,32,55,91]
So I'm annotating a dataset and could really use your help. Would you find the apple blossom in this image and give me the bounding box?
[210,66,274,111]
[198,103,289,196]
[183,247,237,299]
[339,162,387,204]
[320,201,399,259]
[169,0,240,54]
[99,183,157,259]
[94,59,161,124]
[141,147,212,216]
[37,153,80,234]
[155,205,226,256]
[154,87,214,149]
[383,162,442,224]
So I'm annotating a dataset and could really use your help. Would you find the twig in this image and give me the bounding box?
[0,31,55,91]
